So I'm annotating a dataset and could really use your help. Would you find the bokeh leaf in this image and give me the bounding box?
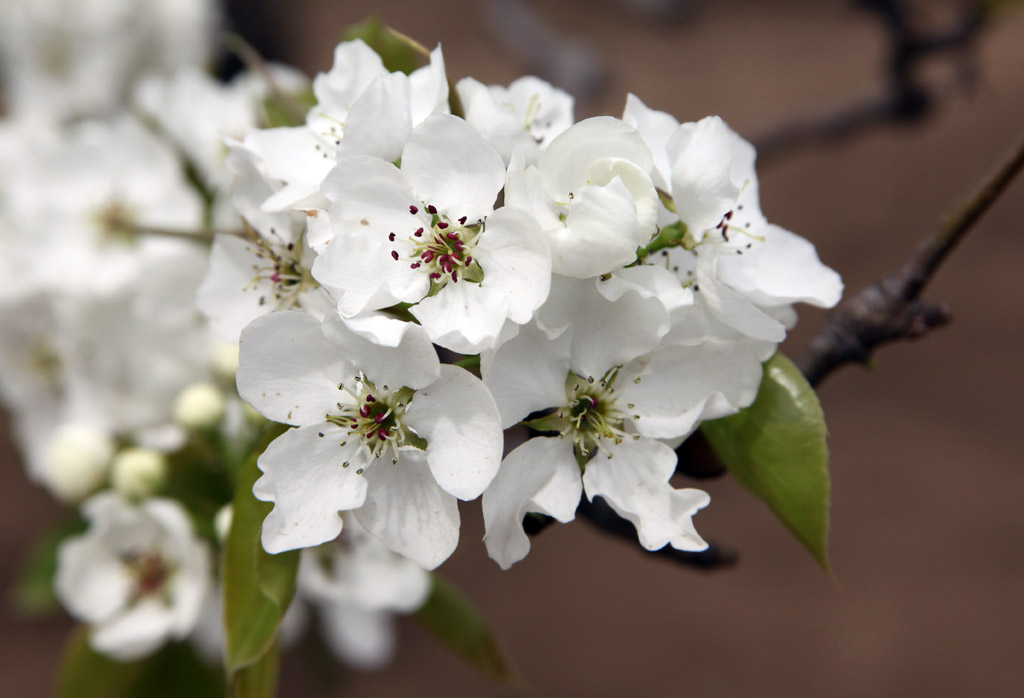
[415,575,522,688]
[57,628,225,698]
[342,17,427,75]
[223,435,299,681]
[701,353,831,570]
[12,515,84,615]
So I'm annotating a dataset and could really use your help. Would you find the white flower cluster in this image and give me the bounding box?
[224,39,844,572]
[0,8,428,667]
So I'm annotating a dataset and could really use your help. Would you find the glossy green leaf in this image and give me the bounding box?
[701,353,831,570]
[342,17,427,75]
[223,436,299,680]
[57,628,225,698]
[415,575,522,688]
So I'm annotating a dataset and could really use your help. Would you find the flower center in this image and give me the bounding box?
[123,551,173,600]
[526,367,641,467]
[246,228,315,310]
[390,204,485,291]
[324,374,426,469]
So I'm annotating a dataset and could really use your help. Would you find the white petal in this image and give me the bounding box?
[405,365,503,500]
[90,598,177,661]
[196,234,271,345]
[354,449,460,570]
[482,437,582,569]
[716,224,843,308]
[237,311,350,426]
[254,425,370,553]
[410,280,509,354]
[554,176,644,278]
[409,45,450,124]
[338,73,412,163]
[538,276,668,380]
[622,93,679,190]
[539,116,653,196]
[321,311,440,391]
[402,114,505,222]
[473,206,551,324]
[619,340,763,438]
[482,320,571,428]
[583,438,709,552]
[667,116,740,233]
[697,252,786,342]
[55,535,134,625]
[318,601,396,670]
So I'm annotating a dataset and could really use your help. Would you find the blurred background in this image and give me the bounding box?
[2,0,1023,695]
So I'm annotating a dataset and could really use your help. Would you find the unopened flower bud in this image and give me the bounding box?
[110,448,167,499]
[173,382,225,429]
[45,424,115,502]
[212,342,240,381]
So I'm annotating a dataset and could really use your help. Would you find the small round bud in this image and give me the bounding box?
[173,382,226,429]
[211,342,240,381]
[110,448,167,499]
[45,424,115,502]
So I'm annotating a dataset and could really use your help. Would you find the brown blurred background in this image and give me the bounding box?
[3,0,1023,696]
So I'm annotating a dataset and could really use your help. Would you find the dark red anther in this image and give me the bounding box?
[421,251,434,262]
[388,232,396,241]
[724,210,733,220]
[270,272,281,282]
[359,405,372,417]
[445,232,459,240]
[427,205,437,214]
[458,216,467,224]
[590,397,598,407]
[378,428,390,440]
[410,262,421,269]
[414,227,424,236]
[374,413,386,423]
[365,395,376,402]
[465,256,472,265]
[409,205,418,214]
[438,221,449,229]
[366,429,377,440]
[391,250,399,260]
[429,272,442,280]
[452,270,459,282]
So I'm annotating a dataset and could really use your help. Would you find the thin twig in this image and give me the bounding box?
[753,0,985,165]
[222,32,306,125]
[799,130,1024,386]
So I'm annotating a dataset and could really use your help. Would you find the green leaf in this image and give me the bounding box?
[342,17,427,75]
[415,575,523,688]
[701,353,831,570]
[223,435,299,681]
[57,628,225,698]
[12,515,85,615]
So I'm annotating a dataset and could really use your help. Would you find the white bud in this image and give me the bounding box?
[214,504,234,543]
[211,342,240,381]
[110,448,167,499]
[45,424,115,502]
[173,382,226,429]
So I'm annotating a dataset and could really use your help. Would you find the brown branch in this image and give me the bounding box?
[752,0,986,165]
[799,130,1024,387]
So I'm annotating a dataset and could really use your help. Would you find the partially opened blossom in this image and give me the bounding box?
[312,114,550,353]
[55,493,211,660]
[457,75,574,165]
[505,116,659,278]
[625,94,843,346]
[237,309,503,568]
[481,277,762,568]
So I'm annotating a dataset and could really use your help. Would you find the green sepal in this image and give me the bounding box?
[701,353,831,570]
